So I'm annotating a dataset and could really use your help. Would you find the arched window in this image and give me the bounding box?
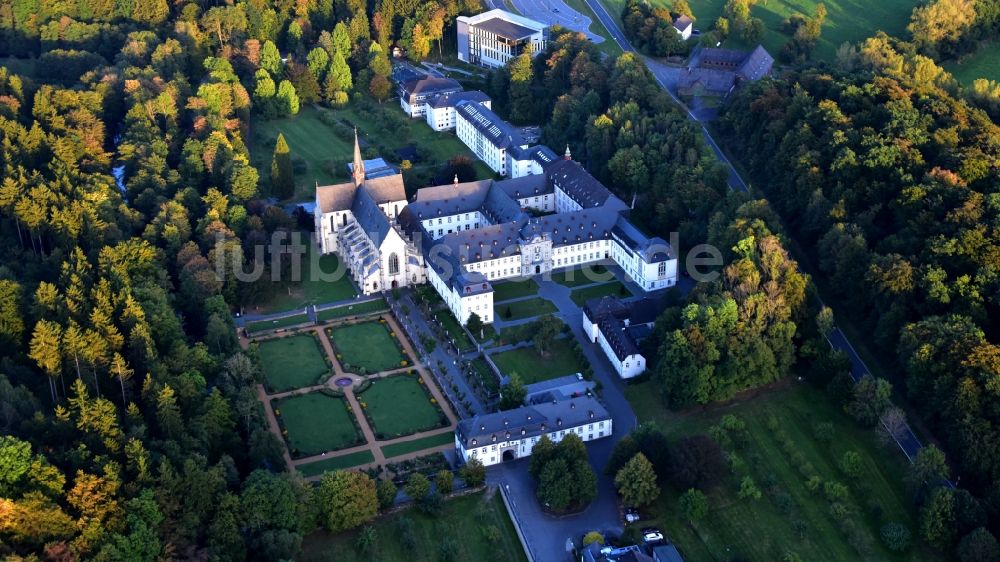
[388,253,400,275]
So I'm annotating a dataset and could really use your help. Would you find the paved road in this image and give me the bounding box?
[510,0,606,43]
[486,273,640,562]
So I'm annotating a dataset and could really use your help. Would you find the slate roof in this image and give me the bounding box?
[407,180,526,225]
[455,395,610,449]
[495,174,551,200]
[736,44,774,81]
[350,186,391,244]
[428,90,491,109]
[456,100,526,150]
[673,14,693,32]
[316,181,357,213]
[547,159,627,210]
[400,76,462,100]
[652,544,685,562]
[509,143,559,167]
[677,67,738,95]
[584,296,663,362]
[475,17,537,40]
[612,215,673,262]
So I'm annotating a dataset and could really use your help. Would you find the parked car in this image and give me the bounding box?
[624,507,640,523]
[642,528,664,544]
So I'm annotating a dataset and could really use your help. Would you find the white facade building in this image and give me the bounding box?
[673,15,693,40]
[581,296,660,379]
[424,90,491,131]
[457,9,547,69]
[455,396,612,466]
[398,75,463,118]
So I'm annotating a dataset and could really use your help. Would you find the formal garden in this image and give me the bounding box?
[356,374,448,440]
[297,450,377,478]
[491,278,541,302]
[272,390,365,458]
[620,383,940,561]
[257,333,331,392]
[380,432,455,460]
[490,338,587,385]
[495,296,557,321]
[570,280,631,306]
[327,318,408,374]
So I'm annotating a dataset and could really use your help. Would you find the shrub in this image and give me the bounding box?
[679,488,709,521]
[823,481,849,502]
[838,451,864,479]
[813,421,835,442]
[881,522,911,552]
[738,476,762,500]
[957,527,1000,562]
[355,525,376,553]
[806,476,823,492]
[582,531,605,546]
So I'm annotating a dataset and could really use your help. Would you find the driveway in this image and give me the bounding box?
[483,272,645,560]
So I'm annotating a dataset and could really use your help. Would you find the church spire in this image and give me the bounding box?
[352,128,365,187]
[564,144,572,160]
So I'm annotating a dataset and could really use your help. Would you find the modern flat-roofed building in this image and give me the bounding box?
[457,9,547,69]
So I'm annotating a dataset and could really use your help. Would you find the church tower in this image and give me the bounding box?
[352,128,365,187]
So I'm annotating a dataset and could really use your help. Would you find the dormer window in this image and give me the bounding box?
[472,439,478,445]
[492,435,497,442]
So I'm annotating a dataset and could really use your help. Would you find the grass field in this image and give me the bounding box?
[570,280,629,305]
[274,392,363,456]
[563,0,625,56]
[495,297,557,321]
[599,0,913,62]
[250,103,495,202]
[328,321,407,373]
[259,240,357,314]
[491,278,541,302]
[436,312,475,352]
[551,265,614,287]
[357,375,445,439]
[624,382,940,562]
[490,338,584,384]
[297,450,376,477]
[258,334,330,392]
[469,357,501,394]
[300,491,528,562]
[246,313,313,335]
[317,298,388,322]
[945,41,1000,85]
[381,431,456,459]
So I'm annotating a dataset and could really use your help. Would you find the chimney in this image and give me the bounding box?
[564,144,572,160]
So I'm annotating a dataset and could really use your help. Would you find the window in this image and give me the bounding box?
[388,253,399,275]
[658,261,667,277]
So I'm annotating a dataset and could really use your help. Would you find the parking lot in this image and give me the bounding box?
[507,0,606,44]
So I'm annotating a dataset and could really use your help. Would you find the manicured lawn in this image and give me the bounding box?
[297,450,376,477]
[600,0,913,61]
[381,431,456,459]
[357,375,446,439]
[551,265,614,287]
[317,298,388,322]
[250,103,495,202]
[246,313,313,336]
[300,491,527,562]
[274,392,363,457]
[469,357,501,394]
[258,240,357,314]
[945,41,1000,85]
[570,281,630,305]
[328,321,407,373]
[494,297,556,321]
[624,382,941,562]
[491,278,541,302]
[258,334,330,392]
[435,312,475,352]
[490,338,584,384]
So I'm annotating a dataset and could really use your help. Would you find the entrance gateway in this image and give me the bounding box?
[502,449,516,462]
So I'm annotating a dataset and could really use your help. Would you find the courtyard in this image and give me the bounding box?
[327,319,408,373]
[257,333,330,392]
[490,338,586,384]
[273,391,364,457]
[357,374,448,439]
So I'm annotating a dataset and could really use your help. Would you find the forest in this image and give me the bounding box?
[0,0,484,559]
[717,20,1000,561]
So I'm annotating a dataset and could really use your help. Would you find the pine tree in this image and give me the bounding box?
[615,452,659,507]
[29,319,63,402]
[332,22,351,58]
[261,40,282,75]
[270,134,295,200]
[276,80,299,116]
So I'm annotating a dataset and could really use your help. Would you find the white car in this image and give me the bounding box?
[642,529,664,544]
